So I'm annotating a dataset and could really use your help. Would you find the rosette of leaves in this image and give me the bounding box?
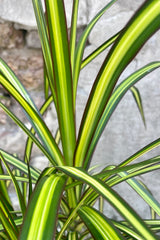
[0,0,160,239]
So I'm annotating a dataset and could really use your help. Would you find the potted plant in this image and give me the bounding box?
[0,0,160,239]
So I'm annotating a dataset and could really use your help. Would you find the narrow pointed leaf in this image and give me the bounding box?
[32,0,57,105]
[73,0,118,101]
[0,194,17,231]
[98,156,160,180]
[0,59,37,112]
[0,161,11,206]
[0,74,63,166]
[119,137,160,167]
[70,0,79,70]
[85,62,160,166]
[24,95,53,164]
[75,0,160,168]
[78,205,124,240]
[68,231,78,240]
[19,173,66,240]
[130,86,146,126]
[45,0,76,166]
[118,172,160,216]
[0,207,18,240]
[0,153,26,216]
[112,221,145,240]
[58,166,158,240]
[0,101,58,165]
[0,150,40,180]
[81,31,120,69]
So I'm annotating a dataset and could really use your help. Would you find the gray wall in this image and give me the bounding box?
[0,0,160,218]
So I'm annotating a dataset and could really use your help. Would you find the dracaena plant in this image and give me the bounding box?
[0,0,160,239]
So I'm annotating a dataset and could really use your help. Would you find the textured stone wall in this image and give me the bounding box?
[0,0,160,218]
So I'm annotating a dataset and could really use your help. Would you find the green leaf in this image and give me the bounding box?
[0,194,19,237]
[130,86,146,127]
[0,207,18,240]
[44,63,50,100]
[119,138,160,167]
[24,95,53,164]
[58,166,158,240]
[0,174,33,183]
[118,171,160,217]
[84,62,160,167]
[0,217,23,231]
[107,163,160,188]
[78,205,124,240]
[68,231,79,240]
[32,0,57,105]
[0,73,63,166]
[45,0,76,166]
[73,0,118,102]
[75,0,160,169]
[19,173,66,240]
[112,220,145,240]
[0,161,11,206]
[0,101,57,165]
[97,156,160,181]
[81,31,120,69]
[70,0,79,71]
[0,150,40,181]
[0,153,26,216]
[0,59,37,112]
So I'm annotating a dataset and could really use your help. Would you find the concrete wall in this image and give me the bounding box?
[0,0,160,218]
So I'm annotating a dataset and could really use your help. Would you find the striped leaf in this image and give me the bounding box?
[0,153,26,216]
[0,194,18,235]
[75,0,160,168]
[45,0,76,166]
[84,62,160,167]
[0,101,57,165]
[0,59,37,112]
[112,220,145,240]
[68,231,78,240]
[0,150,40,181]
[70,0,79,70]
[81,31,120,69]
[73,0,118,102]
[119,138,160,167]
[118,171,160,216]
[0,161,12,207]
[0,217,23,232]
[78,205,124,240]
[24,95,53,164]
[130,86,146,126]
[19,173,66,240]
[58,166,158,240]
[0,174,33,183]
[0,73,63,166]
[0,207,18,240]
[32,0,57,105]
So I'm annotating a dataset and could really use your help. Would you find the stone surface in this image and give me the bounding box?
[89,10,134,46]
[0,0,88,29]
[0,21,24,49]
[0,48,43,89]
[64,0,88,28]
[0,0,36,29]
[26,30,41,49]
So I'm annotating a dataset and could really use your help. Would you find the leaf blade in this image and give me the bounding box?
[78,205,124,240]
[75,1,160,168]
[58,166,158,240]
[19,173,66,240]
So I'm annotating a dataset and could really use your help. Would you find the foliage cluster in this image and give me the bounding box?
[0,0,160,239]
